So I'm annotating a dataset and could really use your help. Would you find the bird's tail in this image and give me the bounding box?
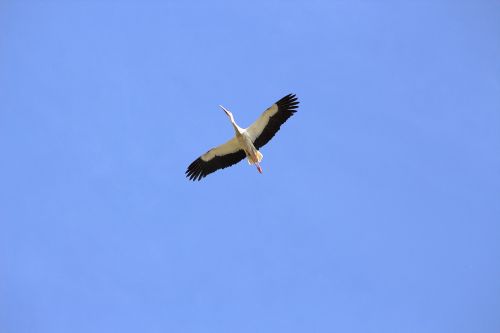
[247,150,263,165]
[256,150,263,163]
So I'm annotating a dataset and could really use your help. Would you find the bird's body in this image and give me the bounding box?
[186,94,299,181]
[228,117,263,166]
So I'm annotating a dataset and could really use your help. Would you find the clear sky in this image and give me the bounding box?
[1,1,499,332]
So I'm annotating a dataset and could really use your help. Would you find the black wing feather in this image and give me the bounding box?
[253,93,299,149]
[185,150,246,181]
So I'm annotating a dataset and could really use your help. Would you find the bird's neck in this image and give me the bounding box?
[230,118,243,135]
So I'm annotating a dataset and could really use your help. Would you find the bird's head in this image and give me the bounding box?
[219,105,234,121]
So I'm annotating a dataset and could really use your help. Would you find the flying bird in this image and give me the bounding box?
[185,94,299,181]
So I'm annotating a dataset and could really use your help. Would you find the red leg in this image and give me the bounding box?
[256,162,263,174]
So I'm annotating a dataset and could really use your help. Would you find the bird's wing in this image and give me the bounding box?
[186,137,246,181]
[246,94,299,149]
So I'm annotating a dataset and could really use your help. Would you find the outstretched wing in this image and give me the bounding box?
[246,94,299,149]
[186,137,246,181]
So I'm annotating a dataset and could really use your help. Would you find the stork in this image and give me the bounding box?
[185,94,299,181]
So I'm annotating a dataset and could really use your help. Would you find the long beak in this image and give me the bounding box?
[219,105,230,116]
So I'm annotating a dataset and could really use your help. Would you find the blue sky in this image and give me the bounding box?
[1,1,499,332]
